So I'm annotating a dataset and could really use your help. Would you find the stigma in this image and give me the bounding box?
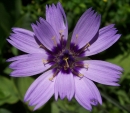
[63,57,69,68]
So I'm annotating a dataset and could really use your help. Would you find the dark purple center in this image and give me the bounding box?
[46,40,85,75]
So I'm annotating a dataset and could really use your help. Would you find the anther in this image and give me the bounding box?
[86,43,90,48]
[78,73,84,77]
[49,69,59,81]
[83,43,90,50]
[39,44,43,48]
[78,42,91,54]
[59,30,64,35]
[42,59,48,65]
[84,64,89,70]
[72,69,84,78]
[49,76,54,81]
[38,43,52,53]
[74,34,78,46]
[63,57,69,68]
[51,36,57,46]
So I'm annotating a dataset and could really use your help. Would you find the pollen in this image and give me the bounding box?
[84,64,89,70]
[49,69,59,81]
[78,73,84,77]
[51,36,57,46]
[49,76,54,81]
[86,43,90,47]
[42,59,48,64]
[84,43,90,50]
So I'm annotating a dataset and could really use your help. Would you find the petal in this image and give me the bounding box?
[46,2,68,40]
[24,70,54,110]
[84,24,121,56]
[83,60,123,75]
[10,54,51,77]
[75,77,92,111]
[7,28,44,53]
[80,60,123,86]
[12,27,34,36]
[6,53,47,62]
[54,72,75,100]
[83,77,102,105]
[31,18,59,51]
[71,8,101,48]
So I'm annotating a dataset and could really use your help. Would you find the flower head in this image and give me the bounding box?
[7,2,123,111]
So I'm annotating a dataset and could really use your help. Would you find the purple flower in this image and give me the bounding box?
[7,2,123,111]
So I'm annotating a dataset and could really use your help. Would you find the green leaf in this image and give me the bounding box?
[101,91,130,112]
[0,3,11,48]
[107,52,130,81]
[51,101,60,113]
[13,77,34,100]
[14,13,32,29]
[0,76,19,105]
[0,109,12,113]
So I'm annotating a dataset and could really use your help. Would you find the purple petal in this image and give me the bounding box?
[46,2,68,40]
[83,77,102,105]
[54,72,75,100]
[75,76,92,111]
[10,54,51,77]
[7,28,44,53]
[99,24,115,33]
[80,60,123,86]
[12,28,34,36]
[31,18,59,50]
[9,53,47,69]
[6,53,47,62]
[24,70,54,110]
[83,60,123,74]
[34,83,54,110]
[71,8,101,48]
[84,24,121,56]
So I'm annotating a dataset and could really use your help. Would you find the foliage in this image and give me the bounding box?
[0,0,130,113]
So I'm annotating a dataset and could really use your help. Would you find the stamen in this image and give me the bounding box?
[39,44,44,48]
[74,34,78,46]
[72,69,84,78]
[51,36,57,46]
[84,64,89,70]
[49,76,54,81]
[49,69,59,81]
[63,57,69,68]
[59,30,64,35]
[85,43,90,49]
[78,73,84,77]
[78,42,91,54]
[42,59,48,65]
[59,30,64,46]
[38,42,52,53]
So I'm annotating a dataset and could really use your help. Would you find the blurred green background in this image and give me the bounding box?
[0,0,130,113]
